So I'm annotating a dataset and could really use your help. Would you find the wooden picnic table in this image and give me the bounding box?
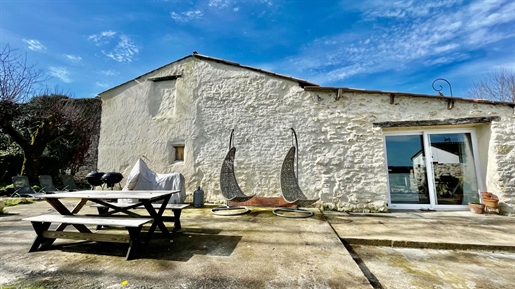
[23,190,179,260]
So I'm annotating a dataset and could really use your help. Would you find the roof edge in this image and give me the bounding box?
[98,55,193,95]
[304,86,515,107]
[192,53,319,88]
[98,52,320,96]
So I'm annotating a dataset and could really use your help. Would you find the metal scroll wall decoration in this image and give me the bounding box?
[432,78,455,109]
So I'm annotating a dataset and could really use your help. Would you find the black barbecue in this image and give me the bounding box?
[101,172,124,190]
[86,171,105,189]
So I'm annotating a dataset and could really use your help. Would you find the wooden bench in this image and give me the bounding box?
[23,214,153,260]
[92,203,189,232]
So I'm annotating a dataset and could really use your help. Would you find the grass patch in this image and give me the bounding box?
[4,198,34,206]
[0,197,34,215]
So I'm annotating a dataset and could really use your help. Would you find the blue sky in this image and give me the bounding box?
[1,0,514,98]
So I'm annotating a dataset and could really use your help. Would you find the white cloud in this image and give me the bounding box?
[22,39,46,51]
[468,0,506,14]
[362,0,459,19]
[433,44,459,53]
[88,31,139,62]
[467,1,515,30]
[102,35,139,62]
[88,30,117,46]
[102,30,117,37]
[285,0,515,84]
[65,55,82,64]
[95,81,111,88]
[208,0,231,8]
[171,10,203,22]
[424,53,469,66]
[98,70,119,76]
[48,66,71,83]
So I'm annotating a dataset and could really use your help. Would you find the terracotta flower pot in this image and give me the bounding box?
[480,192,492,198]
[483,198,499,208]
[468,202,485,214]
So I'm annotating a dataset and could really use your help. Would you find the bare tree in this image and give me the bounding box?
[0,44,100,181]
[1,44,49,135]
[0,44,49,103]
[466,69,515,103]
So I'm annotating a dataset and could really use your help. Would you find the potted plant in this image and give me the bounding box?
[468,199,485,214]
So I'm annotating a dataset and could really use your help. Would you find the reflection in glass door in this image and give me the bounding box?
[428,133,478,206]
[385,130,481,209]
[385,135,430,205]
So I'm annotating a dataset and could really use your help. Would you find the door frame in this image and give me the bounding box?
[384,128,484,210]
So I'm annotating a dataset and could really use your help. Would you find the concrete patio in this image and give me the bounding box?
[1,200,514,289]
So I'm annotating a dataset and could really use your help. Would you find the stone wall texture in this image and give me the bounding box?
[98,56,515,214]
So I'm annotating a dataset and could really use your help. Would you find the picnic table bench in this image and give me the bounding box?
[23,214,153,260]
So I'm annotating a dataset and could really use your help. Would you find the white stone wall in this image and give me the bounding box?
[98,56,515,214]
[486,116,515,215]
[98,58,197,189]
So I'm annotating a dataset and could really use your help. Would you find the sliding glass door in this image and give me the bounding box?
[428,133,479,206]
[385,134,430,205]
[385,129,481,209]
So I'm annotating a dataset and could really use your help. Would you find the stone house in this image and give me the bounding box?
[97,53,515,215]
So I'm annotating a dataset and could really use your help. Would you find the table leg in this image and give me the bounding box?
[43,198,91,247]
[95,207,109,230]
[142,195,172,244]
[92,199,142,218]
[96,207,109,215]
[29,221,51,252]
[126,226,144,260]
[171,209,183,232]
[95,202,144,230]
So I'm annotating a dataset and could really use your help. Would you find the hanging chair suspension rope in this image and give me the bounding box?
[229,129,235,150]
[290,127,299,179]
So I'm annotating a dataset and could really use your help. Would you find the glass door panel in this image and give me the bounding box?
[428,133,478,206]
[385,135,430,205]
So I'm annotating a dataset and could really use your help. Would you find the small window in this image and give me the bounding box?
[174,145,184,161]
[167,141,185,163]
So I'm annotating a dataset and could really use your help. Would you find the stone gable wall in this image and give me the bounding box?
[98,58,198,189]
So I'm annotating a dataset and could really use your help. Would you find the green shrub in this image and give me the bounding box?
[0,184,14,196]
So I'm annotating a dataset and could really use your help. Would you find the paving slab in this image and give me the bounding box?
[325,210,515,250]
[352,245,515,289]
[325,210,515,289]
[0,200,371,289]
